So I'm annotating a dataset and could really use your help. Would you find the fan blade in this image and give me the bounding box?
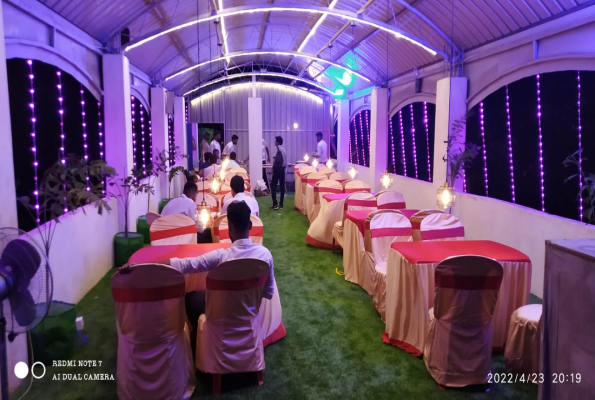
[9,289,37,327]
[2,239,41,287]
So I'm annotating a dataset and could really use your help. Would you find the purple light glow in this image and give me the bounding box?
[131,96,137,169]
[506,86,516,203]
[27,60,40,224]
[409,104,418,179]
[349,120,353,164]
[389,117,396,173]
[57,70,66,165]
[399,109,406,176]
[140,103,146,173]
[537,75,545,212]
[80,85,90,190]
[354,113,361,166]
[359,112,366,166]
[423,102,431,182]
[479,102,489,196]
[365,110,370,167]
[577,71,583,221]
[98,101,105,194]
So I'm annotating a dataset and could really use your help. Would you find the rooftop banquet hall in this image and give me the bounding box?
[1,0,595,398]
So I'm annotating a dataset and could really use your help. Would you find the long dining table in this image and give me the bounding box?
[129,243,286,347]
[383,240,532,356]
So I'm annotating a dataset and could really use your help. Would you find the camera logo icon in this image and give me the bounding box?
[14,361,46,379]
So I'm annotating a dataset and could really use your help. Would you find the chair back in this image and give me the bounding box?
[112,263,194,399]
[150,214,197,245]
[314,180,343,205]
[410,209,444,241]
[195,193,219,212]
[343,192,376,223]
[199,259,269,374]
[298,167,316,177]
[317,167,335,175]
[230,171,250,182]
[243,191,256,199]
[420,213,465,241]
[364,211,413,264]
[344,179,372,193]
[329,172,351,183]
[222,192,233,206]
[146,212,161,228]
[294,163,308,172]
[229,167,247,174]
[220,182,232,195]
[304,172,328,186]
[376,190,406,210]
[213,215,264,244]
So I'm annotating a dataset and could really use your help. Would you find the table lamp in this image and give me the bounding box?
[211,176,221,194]
[380,170,393,189]
[348,165,358,180]
[437,183,455,209]
[312,158,319,169]
[304,153,310,162]
[326,159,334,169]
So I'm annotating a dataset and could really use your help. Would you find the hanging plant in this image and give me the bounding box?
[442,116,480,186]
[564,149,595,224]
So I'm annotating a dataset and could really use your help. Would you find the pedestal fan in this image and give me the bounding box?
[0,227,53,399]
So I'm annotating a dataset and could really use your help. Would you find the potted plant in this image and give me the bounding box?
[564,149,595,224]
[18,155,114,257]
[106,168,153,267]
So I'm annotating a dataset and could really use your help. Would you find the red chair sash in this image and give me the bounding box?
[214,226,264,240]
[150,225,197,241]
[314,187,343,194]
[370,227,412,238]
[344,200,377,210]
[435,274,502,290]
[112,283,186,302]
[207,274,268,291]
[378,202,406,210]
[305,178,323,185]
[344,188,371,193]
[421,226,465,240]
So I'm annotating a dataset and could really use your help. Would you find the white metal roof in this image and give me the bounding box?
[37,0,592,97]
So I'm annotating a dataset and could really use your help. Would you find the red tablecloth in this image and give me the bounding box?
[398,209,420,220]
[345,209,375,235]
[129,244,232,292]
[391,240,531,264]
[323,193,350,202]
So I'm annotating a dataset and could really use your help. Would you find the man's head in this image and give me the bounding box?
[316,132,323,143]
[230,152,237,161]
[183,181,198,201]
[203,152,212,163]
[275,136,283,146]
[213,132,221,141]
[227,201,252,242]
[230,175,245,196]
[231,134,239,145]
[213,149,220,160]
[209,152,218,164]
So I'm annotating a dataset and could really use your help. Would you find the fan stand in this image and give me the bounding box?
[0,308,9,400]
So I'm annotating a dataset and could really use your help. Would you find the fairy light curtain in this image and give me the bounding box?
[465,70,595,223]
[388,102,436,182]
[130,95,153,177]
[168,114,175,166]
[349,110,371,168]
[7,58,104,231]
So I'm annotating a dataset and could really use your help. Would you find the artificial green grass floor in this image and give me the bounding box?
[18,195,537,399]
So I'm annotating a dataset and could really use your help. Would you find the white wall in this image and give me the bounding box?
[383,173,595,298]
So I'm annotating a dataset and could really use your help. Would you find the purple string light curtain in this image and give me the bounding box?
[348,110,371,168]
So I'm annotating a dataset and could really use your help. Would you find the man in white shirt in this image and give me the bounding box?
[222,135,238,158]
[161,182,198,219]
[271,136,288,210]
[202,153,220,178]
[316,132,328,163]
[221,176,259,216]
[225,152,241,170]
[209,132,222,156]
[127,201,276,331]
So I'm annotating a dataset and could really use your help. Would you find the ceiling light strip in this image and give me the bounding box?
[297,0,339,53]
[190,81,323,104]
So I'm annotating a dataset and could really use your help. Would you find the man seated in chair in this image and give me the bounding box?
[156,201,275,332]
[225,152,241,170]
[221,175,259,216]
[161,181,212,243]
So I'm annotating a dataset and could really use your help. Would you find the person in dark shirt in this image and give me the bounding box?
[199,152,213,171]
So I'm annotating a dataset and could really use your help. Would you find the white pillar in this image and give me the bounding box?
[173,96,187,169]
[337,98,350,173]
[247,97,262,187]
[370,88,388,192]
[434,77,468,191]
[150,87,168,197]
[103,54,133,231]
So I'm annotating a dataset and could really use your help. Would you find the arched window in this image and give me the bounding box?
[130,95,153,177]
[349,109,371,167]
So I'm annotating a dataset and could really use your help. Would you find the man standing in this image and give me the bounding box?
[262,138,270,191]
[271,136,287,210]
[316,132,328,163]
[222,134,238,158]
[209,132,222,156]
[221,176,259,216]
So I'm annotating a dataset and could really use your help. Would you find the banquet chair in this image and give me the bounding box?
[376,191,406,210]
[423,256,503,388]
[420,213,465,241]
[150,214,198,245]
[198,180,213,193]
[229,167,247,174]
[196,259,269,395]
[343,179,372,193]
[195,193,219,213]
[329,172,351,183]
[359,211,413,320]
[410,209,445,241]
[146,212,161,229]
[221,191,256,212]
[504,304,543,375]
[317,166,335,175]
[213,215,264,244]
[295,167,316,212]
[229,171,250,183]
[112,263,195,400]
[309,180,343,223]
[332,192,376,251]
[302,172,329,216]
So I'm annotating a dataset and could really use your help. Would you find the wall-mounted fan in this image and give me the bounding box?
[0,227,53,399]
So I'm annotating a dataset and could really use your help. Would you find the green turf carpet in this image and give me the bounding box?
[15,195,537,399]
